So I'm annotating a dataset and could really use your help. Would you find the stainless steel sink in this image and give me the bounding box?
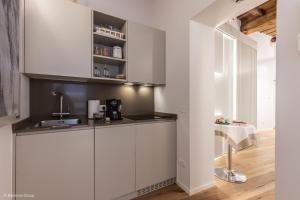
[34,119,81,128]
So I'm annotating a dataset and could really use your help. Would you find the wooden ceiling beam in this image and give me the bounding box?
[240,8,276,35]
[249,8,265,17]
[262,27,276,35]
[237,0,277,37]
[237,0,276,19]
[244,20,276,35]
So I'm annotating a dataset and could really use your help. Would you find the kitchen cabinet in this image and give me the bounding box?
[135,121,176,190]
[16,129,94,200]
[24,0,92,78]
[127,21,166,85]
[95,126,136,200]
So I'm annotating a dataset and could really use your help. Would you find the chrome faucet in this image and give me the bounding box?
[51,91,70,119]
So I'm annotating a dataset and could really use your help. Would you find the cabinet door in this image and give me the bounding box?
[128,21,166,84]
[152,28,166,85]
[95,126,135,200]
[128,21,153,83]
[136,121,176,190]
[16,129,94,200]
[25,0,92,78]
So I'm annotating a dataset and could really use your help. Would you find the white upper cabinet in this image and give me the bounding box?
[128,21,166,85]
[24,0,92,78]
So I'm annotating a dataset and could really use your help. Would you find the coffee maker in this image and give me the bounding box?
[106,99,122,120]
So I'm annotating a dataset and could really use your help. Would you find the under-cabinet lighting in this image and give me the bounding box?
[143,83,153,87]
[124,82,134,86]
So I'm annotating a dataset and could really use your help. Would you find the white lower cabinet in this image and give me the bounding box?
[16,129,94,200]
[15,121,176,200]
[95,126,136,200]
[135,121,177,190]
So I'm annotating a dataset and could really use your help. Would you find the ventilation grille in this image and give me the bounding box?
[137,177,176,197]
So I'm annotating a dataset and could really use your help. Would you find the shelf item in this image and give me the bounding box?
[94,45,123,59]
[94,44,113,57]
[93,32,126,46]
[113,46,123,59]
[93,55,126,65]
[94,25,125,40]
[93,63,126,80]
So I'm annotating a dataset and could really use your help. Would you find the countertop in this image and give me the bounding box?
[13,113,177,136]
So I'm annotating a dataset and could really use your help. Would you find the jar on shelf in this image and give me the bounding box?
[94,45,101,55]
[113,46,122,59]
[102,46,110,57]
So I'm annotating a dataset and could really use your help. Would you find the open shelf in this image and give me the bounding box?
[93,55,127,65]
[93,32,126,46]
[93,61,126,81]
[92,10,127,83]
[93,11,126,31]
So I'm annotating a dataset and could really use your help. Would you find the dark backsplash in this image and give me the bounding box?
[30,79,154,117]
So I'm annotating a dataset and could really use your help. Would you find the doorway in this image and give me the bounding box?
[213,1,276,198]
[136,0,276,199]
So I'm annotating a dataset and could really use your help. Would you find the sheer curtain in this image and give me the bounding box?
[215,25,257,125]
[237,42,257,126]
[0,0,20,117]
[214,30,236,120]
[214,27,257,157]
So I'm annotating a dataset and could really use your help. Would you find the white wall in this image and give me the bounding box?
[250,33,276,131]
[76,0,153,26]
[189,21,215,192]
[151,0,215,193]
[152,0,266,194]
[277,0,300,199]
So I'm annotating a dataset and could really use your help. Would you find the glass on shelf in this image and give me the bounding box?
[94,63,125,80]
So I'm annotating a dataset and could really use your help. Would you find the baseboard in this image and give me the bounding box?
[189,182,214,196]
[116,192,138,200]
[176,180,215,196]
[176,180,190,194]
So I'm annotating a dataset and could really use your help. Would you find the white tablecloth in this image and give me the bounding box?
[215,123,258,151]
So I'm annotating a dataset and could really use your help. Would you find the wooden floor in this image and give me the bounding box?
[136,131,275,200]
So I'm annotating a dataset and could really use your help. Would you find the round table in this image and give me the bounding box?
[214,123,257,183]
